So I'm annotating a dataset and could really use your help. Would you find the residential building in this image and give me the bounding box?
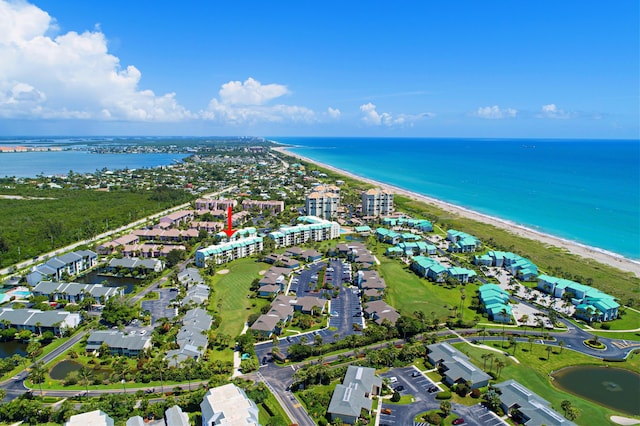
[474,251,538,281]
[165,405,190,426]
[178,268,204,287]
[133,228,199,242]
[195,198,237,211]
[159,210,195,226]
[26,250,98,285]
[427,342,491,389]
[411,256,448,282]
[293,296,325,315]
[328,366,382,425]
[447,267,478,283]
[108,257,164,273]
[250,295,295,338]
[200,383,260,426]
[0,308,81,335]
[32,281,124,304]
[446,230,481,253]
[362,300,400,325]
[478,284,512,323]
[166,308,212,366]
[195,234,263,267]
[121,243,186,259]
[362,188,394,217]
[537,275,619,322]
[268,216,340,248]
[65,410,114,426]
[305,189,340,220]
[241,199,285,214]
[494,379,576,426]
[86,330,152,356]
[183,284,210,305]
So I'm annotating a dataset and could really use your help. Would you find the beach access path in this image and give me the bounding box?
[273,146,640,278]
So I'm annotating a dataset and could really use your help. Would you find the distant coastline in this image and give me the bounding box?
[272,145,640,278]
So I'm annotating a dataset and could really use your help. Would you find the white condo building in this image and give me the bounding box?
[195,227,263,266]
[268,216,340,248]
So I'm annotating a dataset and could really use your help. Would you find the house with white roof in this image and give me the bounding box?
[200,383,260,426]
[65,410,114,426]
[0,308,80,335]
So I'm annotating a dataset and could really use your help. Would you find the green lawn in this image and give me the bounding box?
[451,342,640,425]
[208,257,272,337]
[378,254,480,322]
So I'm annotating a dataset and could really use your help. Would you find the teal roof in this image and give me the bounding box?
[355,225,372,232]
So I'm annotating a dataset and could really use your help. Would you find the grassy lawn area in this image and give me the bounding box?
[258,388,292,425]
[378,254,480,322]
[451,342,640,425]
[385,394,416,404]
[207,257,272,337]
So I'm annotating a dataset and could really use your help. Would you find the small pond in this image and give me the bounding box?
[76,270,139,294]
[552,365,640,416]
[0,340,27,358]
[49,360,111,381]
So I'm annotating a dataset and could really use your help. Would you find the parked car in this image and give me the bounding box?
[394,385,405,392]
[411,371,421,377]
[452,418,465,425]
[389,376,398,383]
[381,408,392,415]
[428,386,438,393]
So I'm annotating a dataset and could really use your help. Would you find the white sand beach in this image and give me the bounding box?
[273,146,640,278]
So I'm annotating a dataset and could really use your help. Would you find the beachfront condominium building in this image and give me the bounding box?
[268,216,341,248]
[362,188,394,217]
[306,186,340,220]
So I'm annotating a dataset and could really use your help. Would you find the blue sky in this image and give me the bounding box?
[0,0,638,138]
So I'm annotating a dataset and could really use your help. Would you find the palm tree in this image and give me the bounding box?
[558,340,566,354]
[546,345,553,360]
[528,336,535,352]
[487,353,495,373]
[29,361,46,397]
[495,359,506,378]
[481,353,490,370]
[79,366,93,398]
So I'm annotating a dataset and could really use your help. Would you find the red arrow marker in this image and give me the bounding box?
[222,205,237,238]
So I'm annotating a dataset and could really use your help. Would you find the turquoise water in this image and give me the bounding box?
[279,137,640,259]
[0,150,188,178]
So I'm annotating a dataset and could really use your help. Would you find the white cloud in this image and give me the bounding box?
[0,0,191,121]
[538,103,574,119]
[218,77,290,105]
[203,77,320,126]
[327,107,341,119]
[475,105,517,119]
[359,102,432,127]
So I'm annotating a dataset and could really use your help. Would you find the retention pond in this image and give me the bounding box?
[552,365,640,416]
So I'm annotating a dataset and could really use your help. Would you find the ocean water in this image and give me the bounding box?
[0,150,188,178]
[278,137,640,260]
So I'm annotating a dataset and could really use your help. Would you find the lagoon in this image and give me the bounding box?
[0,150,188,178]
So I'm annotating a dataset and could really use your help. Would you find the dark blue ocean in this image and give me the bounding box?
[278,137,640,260]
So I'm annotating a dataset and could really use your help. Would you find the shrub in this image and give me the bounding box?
[426,412,442,425]
[391,391,401,402]
[435,390,451,400]
[471,388,482,398]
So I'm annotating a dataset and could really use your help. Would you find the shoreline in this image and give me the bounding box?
[272,145,640,278]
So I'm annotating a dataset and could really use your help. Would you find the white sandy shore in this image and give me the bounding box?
[273,146,640,278]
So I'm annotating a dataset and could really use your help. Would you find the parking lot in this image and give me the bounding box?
[379,367,506,426]
[140,287,178,326]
